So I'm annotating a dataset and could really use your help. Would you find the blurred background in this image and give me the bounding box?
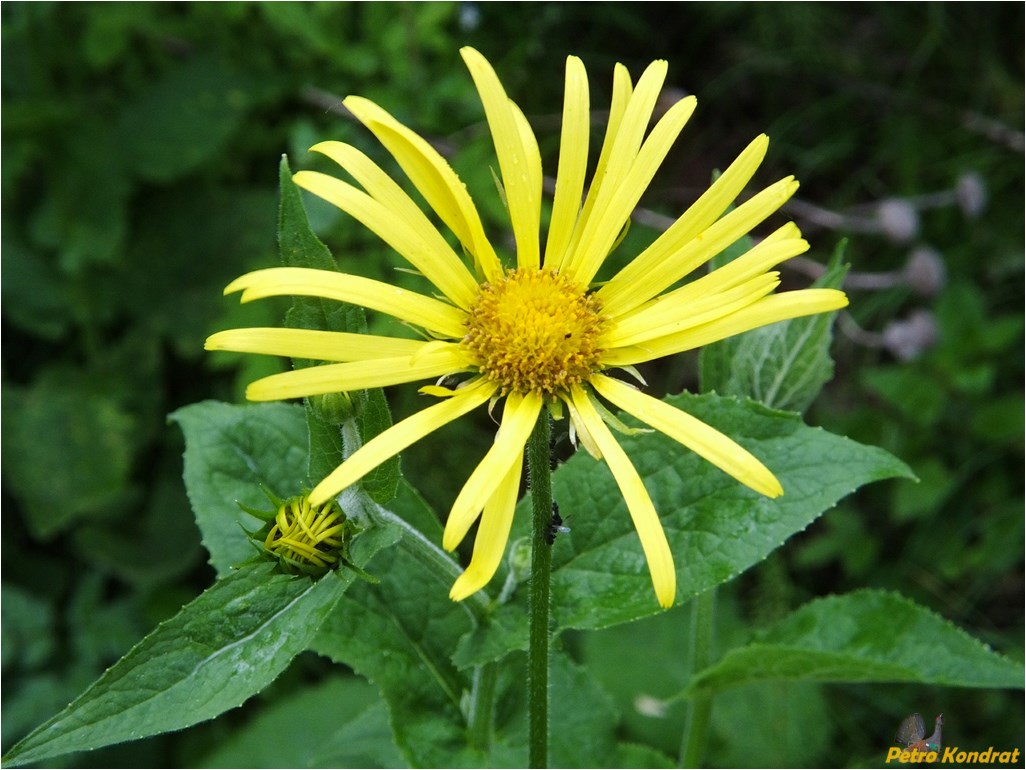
[2,3,1022,767]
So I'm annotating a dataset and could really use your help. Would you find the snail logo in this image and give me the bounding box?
[885,713,942,764]
[896,713,944,754]
[885,713,1022,765]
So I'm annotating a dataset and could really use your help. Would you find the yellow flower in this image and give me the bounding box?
[207,48,848,608]
[261,494,350,576]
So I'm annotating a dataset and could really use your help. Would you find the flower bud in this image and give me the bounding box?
[309,391,355,425]
[507,536,533,582]
[255,494,354,576]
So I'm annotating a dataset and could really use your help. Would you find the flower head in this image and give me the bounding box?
[244,492,355,576]
[207,48,848,608]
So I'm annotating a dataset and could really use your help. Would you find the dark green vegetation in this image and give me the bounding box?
[3,4,1022,767]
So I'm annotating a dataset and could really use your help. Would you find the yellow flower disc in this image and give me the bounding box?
[463,268,604,396]
[264,496,347,575]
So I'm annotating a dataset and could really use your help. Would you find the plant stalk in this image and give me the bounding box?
[467,662,498,751]
[679,588,716,768]
[526,412,553,768]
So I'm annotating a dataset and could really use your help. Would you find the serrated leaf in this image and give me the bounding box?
[1,564,363,767]
[686,589,1024,694]
[277,156,398,503]
[170,400,309,574]
[456,392,914,667]
[699,241,848,413]
[549,393,912,630]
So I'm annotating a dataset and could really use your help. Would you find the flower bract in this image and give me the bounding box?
[207,47,848,608]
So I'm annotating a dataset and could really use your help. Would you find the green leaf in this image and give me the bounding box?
[170,400,309,575]
[72,458,204,588]
[116,53,252,183]
[2,565,358,767]
[549,393,912,630]
[0,224,72,339]
[1,584,56,671]
[547,652,621,768]
[277,156,398,503]
[196,675,403,769]
[120,185,278,359]
[686,589,1025,694]
[699,241,848,412]
[576,605,690,756]
[710,681,833,767]
[618,744,676,768]
[456,392,915,666]
[27,118,129,273]
[2,376,137,539]
[312,701,407,769]
[861,365,947,427]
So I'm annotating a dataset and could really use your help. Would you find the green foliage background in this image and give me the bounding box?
[2,3,1022,767]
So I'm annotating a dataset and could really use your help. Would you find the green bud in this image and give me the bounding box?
[309,391,356,424]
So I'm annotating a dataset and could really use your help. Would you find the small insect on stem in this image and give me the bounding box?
[546,501,571,545]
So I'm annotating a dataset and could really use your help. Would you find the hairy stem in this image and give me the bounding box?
[526,412,553,768]
[679,588,717,768]
[467,662,498,750]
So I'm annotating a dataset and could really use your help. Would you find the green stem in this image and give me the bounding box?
[467,662,498,750]
[679,588,716,768]
[368,503,490,619]
[526,412,553,769]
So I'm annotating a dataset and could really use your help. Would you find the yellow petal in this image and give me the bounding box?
[554,63,633,273]
[308,380,496,506]
[567,94,698,286]
[602,271,781,348]
[292,169,476,308]
[302,144,480,307]
[205,327,427,362]
[343,94,503,282]
[246,346,470,401]
[602,176,799,320]
[449,449,523,601]
[563,392,603,460]
[665,227,807,300]
[570,386,675,608]
[600,289,849,366]
[591,374,783,498]
[461,47,542,270]
[597,134,772,316]
[509,100,544,270]
[442,391,542,551]
[561,61,670,280]
[543,55,589,269]
[225,267,468,339]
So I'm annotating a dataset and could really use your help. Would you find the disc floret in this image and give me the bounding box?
[462,268,605,396]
